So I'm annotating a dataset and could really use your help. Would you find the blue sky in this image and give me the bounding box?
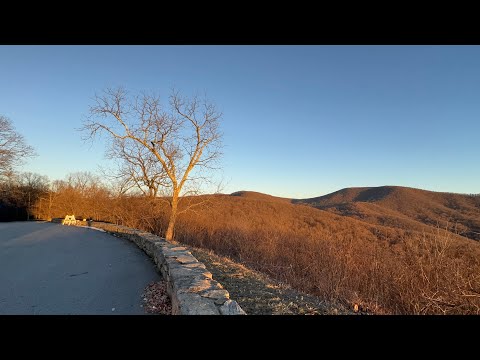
[0,45,479,198]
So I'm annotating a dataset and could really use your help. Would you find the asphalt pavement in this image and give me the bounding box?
[0,221,160,314]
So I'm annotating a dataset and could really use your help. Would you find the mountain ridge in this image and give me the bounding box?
[230,186,480,241]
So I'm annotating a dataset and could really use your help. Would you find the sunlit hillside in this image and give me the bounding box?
[294,186,480,241]
[146,190,480,314]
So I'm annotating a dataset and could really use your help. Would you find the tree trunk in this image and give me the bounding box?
[48,192,52,220]
[165,194,178,242]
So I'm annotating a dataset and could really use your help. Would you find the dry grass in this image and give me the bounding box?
[122,194,480,315]
[191,247,350,315]
[37,186,480,314]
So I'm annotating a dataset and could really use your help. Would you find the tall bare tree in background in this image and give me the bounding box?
[82,87,223,241]
[105,136,169,198]
[0,115,36,177]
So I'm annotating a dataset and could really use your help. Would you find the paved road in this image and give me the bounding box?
[0,222,160,314]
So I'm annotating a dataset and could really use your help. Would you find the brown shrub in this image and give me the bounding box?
[117,195,480,314]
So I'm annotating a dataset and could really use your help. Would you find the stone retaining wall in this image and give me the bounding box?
[63,220,246,315]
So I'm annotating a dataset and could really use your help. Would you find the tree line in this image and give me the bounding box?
[1,87,223,242]
[0,170,149,223]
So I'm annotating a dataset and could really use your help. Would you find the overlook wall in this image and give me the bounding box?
[54,219,245,315]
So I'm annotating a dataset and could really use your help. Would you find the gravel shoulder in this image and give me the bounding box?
[190,247,353,315]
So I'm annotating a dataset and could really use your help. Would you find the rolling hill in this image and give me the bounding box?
[230,191,291,204]
[164,187,480,313]
[120,186,480,313]
[293,186,480,241]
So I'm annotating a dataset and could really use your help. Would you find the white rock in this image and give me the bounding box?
[219,300,246,315]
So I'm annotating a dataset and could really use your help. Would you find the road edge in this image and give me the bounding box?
[53,220,246,315]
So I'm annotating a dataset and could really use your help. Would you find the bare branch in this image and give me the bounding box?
[82,87,223,241]
[0,115,37,177]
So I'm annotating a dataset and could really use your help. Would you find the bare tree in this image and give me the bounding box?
[0,115,36,176]
[18,172,50,220]
[105,137,169,198]
[82,87,223,241]
[47,172,112,221]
